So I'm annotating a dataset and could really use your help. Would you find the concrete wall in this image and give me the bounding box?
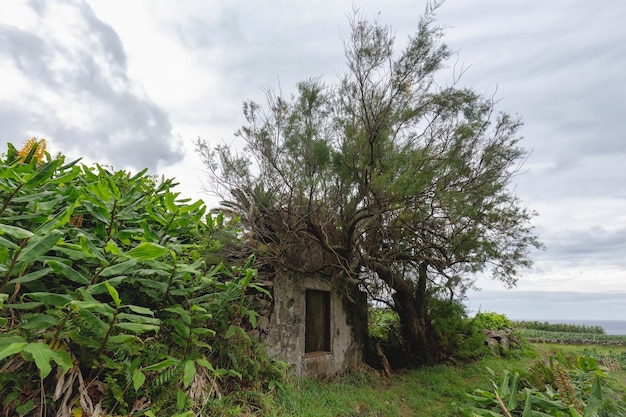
[261,270,366,377]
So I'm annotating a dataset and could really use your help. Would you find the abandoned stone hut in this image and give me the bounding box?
[253,268,368,378]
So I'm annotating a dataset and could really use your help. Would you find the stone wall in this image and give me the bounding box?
[484,329,520,353]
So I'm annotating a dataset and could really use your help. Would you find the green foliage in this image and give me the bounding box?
[369,301,489,369]
[475,312,513,331]
[368,307,401,342]
[196,5,542,367]
[458,352,626,416]
[430,299,488,361]
[579,347,626,370]
[514,321,606,335]
[0,143,285,416]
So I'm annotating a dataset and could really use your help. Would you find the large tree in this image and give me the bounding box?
[196,4,541,365]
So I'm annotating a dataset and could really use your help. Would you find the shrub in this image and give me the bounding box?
[474,311,512,330]
[429,299,487,362]
[0,141,285,416]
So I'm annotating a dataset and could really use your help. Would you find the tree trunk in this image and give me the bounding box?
[374,262,438,365]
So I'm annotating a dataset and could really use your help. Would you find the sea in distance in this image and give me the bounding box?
[530,319,626,335]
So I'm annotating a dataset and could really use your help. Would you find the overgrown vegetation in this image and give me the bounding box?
[0,138,622,417]
[273,344,625,417]
[277,358,532,417]
[196,2,542,367]
[459,352,626,416]
[475,312,513,330]
[429,299,489,362]
[368,301,491,371]
[0,140,285,416]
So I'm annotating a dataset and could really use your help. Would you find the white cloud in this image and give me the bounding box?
[467,290,626,323]
[0,0,183,172]
[2,0,626,319]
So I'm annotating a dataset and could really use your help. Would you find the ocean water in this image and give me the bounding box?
[543,319,626,336]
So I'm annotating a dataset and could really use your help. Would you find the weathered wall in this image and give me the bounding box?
[260,270,366,377]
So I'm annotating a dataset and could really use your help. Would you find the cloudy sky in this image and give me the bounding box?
[1,0,625,323]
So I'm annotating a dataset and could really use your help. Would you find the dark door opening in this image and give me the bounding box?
[305,290,331,353]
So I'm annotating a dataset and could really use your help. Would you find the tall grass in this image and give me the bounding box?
[273,355,534,416]
[269,342,626,417]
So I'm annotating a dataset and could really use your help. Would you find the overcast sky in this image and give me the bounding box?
[1,0,625,322]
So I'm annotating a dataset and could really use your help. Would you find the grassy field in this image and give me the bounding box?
[271,343,626,417]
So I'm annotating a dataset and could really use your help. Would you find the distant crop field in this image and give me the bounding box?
[519,329,626,345]
[512,320,606,334]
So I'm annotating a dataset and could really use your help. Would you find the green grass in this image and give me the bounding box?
[268,343,626,417]
[273,355,532,417]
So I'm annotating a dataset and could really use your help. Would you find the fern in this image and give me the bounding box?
[145,366,179,402]
[103,374,129,414]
